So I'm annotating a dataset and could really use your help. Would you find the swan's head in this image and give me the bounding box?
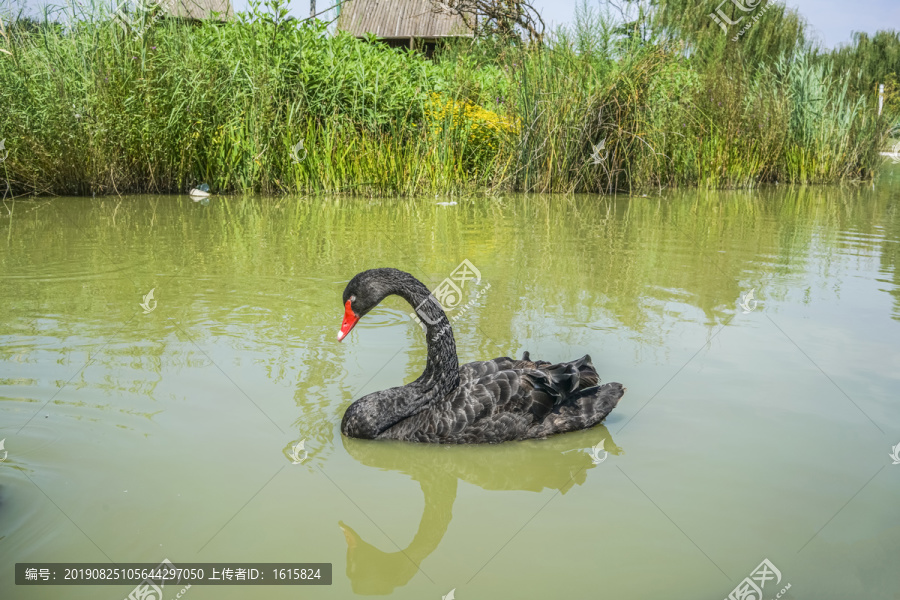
[338,268,411,341]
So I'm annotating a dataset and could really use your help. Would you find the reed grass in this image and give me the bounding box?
[0,0,895,197]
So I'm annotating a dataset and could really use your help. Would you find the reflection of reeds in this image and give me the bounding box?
[0,0,895,196]
[3,185,899,449]
[4,185,895,341]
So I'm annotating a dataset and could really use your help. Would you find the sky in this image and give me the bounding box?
[7,0,900,49]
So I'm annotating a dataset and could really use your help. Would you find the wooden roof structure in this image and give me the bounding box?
[338,0,473,40]
[164,0,233,21]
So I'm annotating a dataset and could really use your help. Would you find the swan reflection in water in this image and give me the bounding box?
[338,426,623,595]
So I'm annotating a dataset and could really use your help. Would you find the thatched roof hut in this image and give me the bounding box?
[337,0,473,53]
[163,0,233,21]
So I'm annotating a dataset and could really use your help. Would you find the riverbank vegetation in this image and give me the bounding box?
[0,0,898,196]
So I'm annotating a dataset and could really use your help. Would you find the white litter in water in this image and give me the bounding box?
[189,183,211,198]
[436,201,458,206]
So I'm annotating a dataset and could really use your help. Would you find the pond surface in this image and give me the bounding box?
[2,176,900,600]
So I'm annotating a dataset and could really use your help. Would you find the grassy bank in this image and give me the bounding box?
[0,0,897,197]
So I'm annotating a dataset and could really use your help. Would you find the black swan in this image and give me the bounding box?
[338,268,625,443]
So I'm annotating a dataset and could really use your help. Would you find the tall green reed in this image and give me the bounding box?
[0,0,894,197]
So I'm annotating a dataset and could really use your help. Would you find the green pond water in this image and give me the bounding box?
[2,177,900,600]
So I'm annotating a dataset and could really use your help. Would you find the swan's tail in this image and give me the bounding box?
[527,381,625,439]
[571,354,600,389]
[520,352,600,391]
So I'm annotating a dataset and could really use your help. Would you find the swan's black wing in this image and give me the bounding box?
[378,354,619,443]
[377,368,546,443]
[460,353,599,391]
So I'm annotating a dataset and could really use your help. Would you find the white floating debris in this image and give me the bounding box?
[189,183,211,199]
[436,201,458,206]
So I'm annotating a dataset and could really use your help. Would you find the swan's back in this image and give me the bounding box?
[377,353,624,444]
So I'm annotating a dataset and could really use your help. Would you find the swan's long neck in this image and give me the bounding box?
[397,277,460,396]
[341,272,460,439]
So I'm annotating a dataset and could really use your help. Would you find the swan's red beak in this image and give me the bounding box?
[338,299,359,342]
